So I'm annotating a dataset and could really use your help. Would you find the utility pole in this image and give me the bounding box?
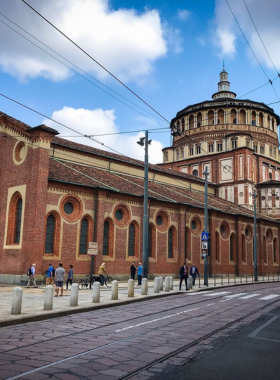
[203,166,209,286]
[137,131,151,279]
[253,190,258,281]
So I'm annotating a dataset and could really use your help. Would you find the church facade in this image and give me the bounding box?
[0,70,280,284]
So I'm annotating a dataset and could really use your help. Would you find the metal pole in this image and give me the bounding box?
[203,166,209,286]
[253,190,258,281]
[143,130,149,279]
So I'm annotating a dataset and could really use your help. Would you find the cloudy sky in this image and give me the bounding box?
[0,0,280,163]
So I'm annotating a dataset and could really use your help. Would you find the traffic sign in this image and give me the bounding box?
[201,232,209,241]
[202,242,208,250]
[87,242,98,255]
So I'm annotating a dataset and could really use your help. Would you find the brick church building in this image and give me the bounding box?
[0,69,279,284]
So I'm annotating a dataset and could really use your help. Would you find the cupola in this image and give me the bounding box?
[212,65,236,100]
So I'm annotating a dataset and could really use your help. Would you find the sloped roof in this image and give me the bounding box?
[48,158,275,222]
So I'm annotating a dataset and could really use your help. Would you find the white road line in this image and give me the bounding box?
[189,291,214,295]
[239,294,260,299]
[225,293,247,298]
[259,295,280,300]
[248,316,278,338]
[203,291,231,297]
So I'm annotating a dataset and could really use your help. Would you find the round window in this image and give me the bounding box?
[64,202,74,215]
[191,220,196,230]
[193,169,198,176]
[156,215,163,225]
[245,228,249,236]
[220,225,225,234]
[115,209,123,221]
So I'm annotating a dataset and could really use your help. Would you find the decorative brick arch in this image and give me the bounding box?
[44,210,61,256]
[6,191,23,245]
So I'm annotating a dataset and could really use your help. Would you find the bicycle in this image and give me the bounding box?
[78,274,113,289]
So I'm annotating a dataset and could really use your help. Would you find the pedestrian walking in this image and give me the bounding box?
[54,263,65,296]
[27,263,37,288]
[137,262,143,285]
[65,265,74,290]
[130,261,137,280]
[46,262,55,287]
[179,262,189,291]
[190,263,199,286]
[98,263,108,286]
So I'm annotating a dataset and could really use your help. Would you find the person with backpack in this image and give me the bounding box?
[65,265,74,290]
[46,263,55,287]
[27,263,37,288]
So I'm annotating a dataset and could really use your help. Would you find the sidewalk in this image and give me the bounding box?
[0,276,276,327]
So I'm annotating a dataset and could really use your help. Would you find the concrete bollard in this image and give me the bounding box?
[92,282,100,303]
[165,277,170,292]
[70,283,78,306]
[141,278,148,295]
[44,285,54,310]
[169,276,173,290]
[159,276,163,291]
[111,280,118,300]
[187,276,193,290]
[128,279,134,297]
[11,287,23,315]
[154,277,159,293]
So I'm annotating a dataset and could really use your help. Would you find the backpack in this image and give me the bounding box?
[27,267,32,276]
[52,268,55,277]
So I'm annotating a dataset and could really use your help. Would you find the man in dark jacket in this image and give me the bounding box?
[179,262,189,291]
[190,263,199,286]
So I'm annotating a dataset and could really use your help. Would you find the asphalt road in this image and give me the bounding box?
[0,282,280,380]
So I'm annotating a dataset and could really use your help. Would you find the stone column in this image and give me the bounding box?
[159,276,163,291]
[92,282,100,303]
[11,287,23,315]
[44,285,54,310]
[165,277,170,292]
[70,283,78,307]
[128,279,134,297]
[154,277,159,293]
[111,280,118,300]
[141,278,148,295]
[187,277,193,290]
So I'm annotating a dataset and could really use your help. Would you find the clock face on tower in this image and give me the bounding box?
[223,165,231,173]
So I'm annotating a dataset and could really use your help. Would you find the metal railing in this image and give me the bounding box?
[198,273,280,288]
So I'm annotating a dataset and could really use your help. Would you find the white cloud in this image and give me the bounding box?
[177,9,191,21]
[0,0,170,83]
[42,106,164,164]
[212,0,280,69]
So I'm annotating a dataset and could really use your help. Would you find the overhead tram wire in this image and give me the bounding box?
[0,15,168,128]
[21,0,170,124]
[226,0,280,102]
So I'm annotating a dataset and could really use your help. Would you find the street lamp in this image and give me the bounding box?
[202,166,209,286]
[137,131,151,279]
[252,190,258,281]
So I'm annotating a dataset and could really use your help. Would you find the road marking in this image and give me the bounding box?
[225,293,247,298]
[248,316,278,338]
[239,294,260,299]
[189,291,214,295]
[203,291,231,297]
[115,307,203,332]
[259,295,280,300]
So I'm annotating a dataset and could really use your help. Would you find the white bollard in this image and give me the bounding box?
[159,276,163,291]
[11,287,23,315]
[165,277,170,292]
[170,276,173,290]
[70,283,78,306]
[92,282,100,303]
[44,285,54,310]
[187,276,193,290]
[141,278,148,295]
[111,280,118,300]
[128,279,134,297]
[154,277,159,293]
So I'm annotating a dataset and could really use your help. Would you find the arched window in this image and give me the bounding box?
[197,112,202,127]
[230,109,237,123]
[242,235,246,262]
[239,110,246,124]
[168,228,173,258]
[259,112,264,127]
[189,115,194,129]
[79,218,89,254]
[103,221,109,256]
[182,118,185,132]
[252,111,256,125]
[273,238,278,263]
[230,233,236,262]
[218,109,224,124]
[208,111,214,125]
[15,198,22,244]
[45,214,55,253]
[128,223,135,256]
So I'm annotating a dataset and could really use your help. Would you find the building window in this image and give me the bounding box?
[252,120,256,126]
[45,214,55,253]
[156,215,163,226]
[260,146,264,154]
[217,143,223,152]
[64,202,74,215]
[168,228,173,258]
[128,224,135,256]
[269,147,272,156]
[15,198,22,244]
[181,149,184,158]
[164,152,168,162]
[189,147,194,156]
[196,146,201,154]
[232,139,237,149]
[103,221,110,255]
[192,169,198,176]
[79,218,89,254]
[208,144,214,153]
[273,149,276,158]
[176,150,180,160]
[253,144,257,153]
